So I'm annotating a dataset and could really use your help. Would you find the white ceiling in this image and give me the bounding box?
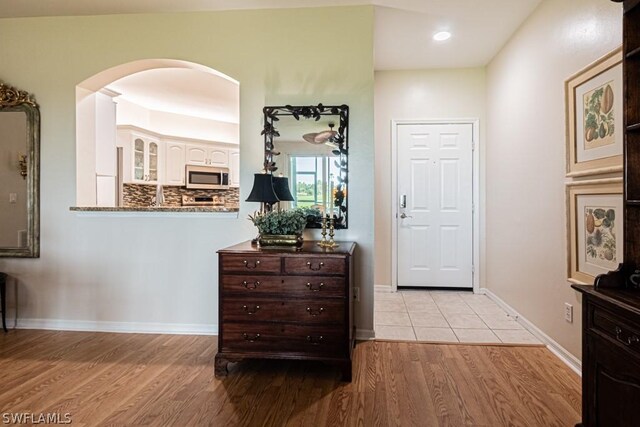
[10,0,541,122]
[1,0,542,70]
[106,68,240,123]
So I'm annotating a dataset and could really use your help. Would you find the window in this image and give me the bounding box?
[290,155,339,211]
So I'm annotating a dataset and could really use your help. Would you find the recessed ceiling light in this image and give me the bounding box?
[433,31,451,41]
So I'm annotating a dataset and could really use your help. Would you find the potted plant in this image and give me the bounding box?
[248,208,307,246]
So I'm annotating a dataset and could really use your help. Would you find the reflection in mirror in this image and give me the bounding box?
[263,105,348,229]
[0,81,40,257]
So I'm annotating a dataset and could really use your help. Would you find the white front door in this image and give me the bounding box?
[396,123,474,288]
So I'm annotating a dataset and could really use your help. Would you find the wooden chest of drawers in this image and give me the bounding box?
[215,240,356,381]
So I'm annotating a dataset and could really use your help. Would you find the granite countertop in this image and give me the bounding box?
[70,206,240,213]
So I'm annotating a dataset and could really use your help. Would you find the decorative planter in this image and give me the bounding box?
[259,234,303,247]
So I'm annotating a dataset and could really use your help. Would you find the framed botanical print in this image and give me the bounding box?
[565,47,623,177]
[567,179,623,284]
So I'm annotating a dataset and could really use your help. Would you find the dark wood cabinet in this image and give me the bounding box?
[215,240,356,381]
[573,2,640,425]
[573,285,640,427]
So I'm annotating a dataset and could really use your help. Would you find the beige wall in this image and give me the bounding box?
[485,0,622,359]
[0,7,375,334]
[374,68,486,287]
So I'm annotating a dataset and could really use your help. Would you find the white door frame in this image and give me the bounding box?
[391,119,481,293]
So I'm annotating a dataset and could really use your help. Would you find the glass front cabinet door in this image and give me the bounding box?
[131,134,160,184]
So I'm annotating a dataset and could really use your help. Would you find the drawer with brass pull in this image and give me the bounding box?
[221,275,346,297]
[221,297,345,324]
[221,255,281,273]
[590,305,640,356]
[221,322,345,355]
[284,257,345,275]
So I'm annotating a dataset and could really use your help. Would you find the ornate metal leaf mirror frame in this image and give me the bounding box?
[262,104,349,229]
[0,81,40,257]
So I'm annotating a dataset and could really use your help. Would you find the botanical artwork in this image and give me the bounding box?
[565,49,622,176]
[583,81,615,150]
[584,206,617,265]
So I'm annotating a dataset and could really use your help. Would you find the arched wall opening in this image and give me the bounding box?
[75,59,240,208]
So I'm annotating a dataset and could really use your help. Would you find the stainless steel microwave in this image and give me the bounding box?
[185,165,229,189]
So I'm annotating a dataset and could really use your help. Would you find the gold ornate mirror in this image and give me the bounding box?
[0,81,40,257]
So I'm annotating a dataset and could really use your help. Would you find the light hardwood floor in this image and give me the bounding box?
[0,330,580,426]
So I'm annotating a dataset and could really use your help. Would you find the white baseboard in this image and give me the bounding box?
[480,288,582,376]
[356,328,375,340]
[374,284,394,292]
[15,318,377,344]
[16,318,218,336]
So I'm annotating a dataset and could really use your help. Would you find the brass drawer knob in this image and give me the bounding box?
[242,333,260,342]
[243,260,261,269]
[242,280,260,289]
[305,282,325,291]
[306,307,325,316]
[306,261,325,271]
[615,326,640,346]
[306,335,324,345]
[243,305,261,315]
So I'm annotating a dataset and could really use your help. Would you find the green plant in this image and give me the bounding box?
[249,209,307,235]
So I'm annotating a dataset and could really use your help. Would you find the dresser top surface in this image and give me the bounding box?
[572,284,640,315]
[218,240,356,255]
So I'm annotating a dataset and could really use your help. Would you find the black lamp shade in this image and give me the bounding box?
[246,173,279,203]
[273,176,295,202]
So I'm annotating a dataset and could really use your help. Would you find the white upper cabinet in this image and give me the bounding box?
[229,149,240,188]
[136,138,160,183]
[165,142,186,186]
[186,144,228,167]
[117,126,237,186]
[119,130,163,185]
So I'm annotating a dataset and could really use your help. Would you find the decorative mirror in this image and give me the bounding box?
[262,104,349,229]
[0,81,40,257]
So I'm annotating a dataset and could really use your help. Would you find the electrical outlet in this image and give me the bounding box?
[9,193,17,204]
[564,303,573,323]
[353,287,360,302]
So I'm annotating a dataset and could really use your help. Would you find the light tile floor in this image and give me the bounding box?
[375,290,542,345]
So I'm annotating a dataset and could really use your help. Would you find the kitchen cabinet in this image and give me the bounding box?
[229,148,240,188]
[165,142,186,186]
[117,129,163,185]
[186,144,228,167]
[117,126,238,187]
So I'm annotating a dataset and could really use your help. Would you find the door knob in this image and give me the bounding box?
[400,213,413,219]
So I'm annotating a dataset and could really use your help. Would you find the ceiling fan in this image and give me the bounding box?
[302,122,337,144]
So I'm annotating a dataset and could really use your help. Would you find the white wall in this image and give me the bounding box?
[76,88,98,206]
[374,68,486,287]
[485,0,622,358]
[0,7,375,335]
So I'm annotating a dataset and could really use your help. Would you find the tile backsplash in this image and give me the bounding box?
[123,184,239,207]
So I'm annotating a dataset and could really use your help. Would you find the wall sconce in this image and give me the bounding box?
[18,154,27,179]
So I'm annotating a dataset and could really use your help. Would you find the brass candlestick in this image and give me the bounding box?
[318,217,340,249]
[317,214,329,247]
